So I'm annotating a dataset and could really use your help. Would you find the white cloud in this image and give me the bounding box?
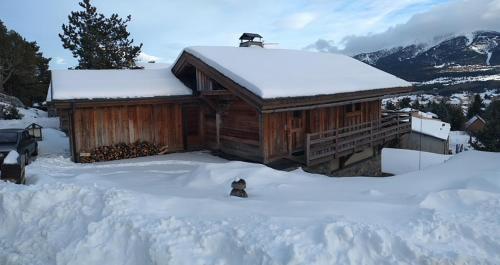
[136,52,162,63]
[55,57,66,65]
[306,0,500,55]
[275,12,317,30]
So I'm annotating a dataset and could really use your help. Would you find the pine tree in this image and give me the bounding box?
[467,94,483,119]
[385,100,396,110]
[399,97,412,109]
[447,105,466,130]
[473,101,500,152]
[0,20,51,104]
[412,99,421,110]
[59,0,142,69]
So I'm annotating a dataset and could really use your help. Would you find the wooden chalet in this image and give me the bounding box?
[48,43,413,168]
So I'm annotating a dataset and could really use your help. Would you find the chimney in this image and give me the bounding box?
[239,33,264,48]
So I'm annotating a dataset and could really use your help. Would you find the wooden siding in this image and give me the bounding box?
[218,99,262,162]
[263,100,382,162]
[201,105,218,149]
[196,69,213,92]
[72,103,184,160]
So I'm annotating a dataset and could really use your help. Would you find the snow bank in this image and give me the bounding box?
[48,67,192,101]
[449,131,473,154]
[185,46,412,99]
[37,128,70,157]
[3,150,19,165]
[0,103,59,130]
[1,130,500,264]
[381,148,451,175]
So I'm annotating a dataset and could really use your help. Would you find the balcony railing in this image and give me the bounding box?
[305,111,411,166]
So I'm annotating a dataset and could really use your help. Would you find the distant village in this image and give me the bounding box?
[382,89,500,155]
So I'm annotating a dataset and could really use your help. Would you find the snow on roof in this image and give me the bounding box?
[184,46,412,99]
[412,116,451,140]
[399,108,439,119]
[47,67,192,101]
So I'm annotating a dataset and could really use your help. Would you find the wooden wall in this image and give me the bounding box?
[263,112,289,162]
[263,99,382,162]
[219,99,262,162]
[72,103,184,160]
[308,100,381,133]
[201,105,218,150]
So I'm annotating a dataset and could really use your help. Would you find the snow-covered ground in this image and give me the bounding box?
[449,131,474,154]
[0,103,59,129]
[381,148,451,175]
[1,124,500,264]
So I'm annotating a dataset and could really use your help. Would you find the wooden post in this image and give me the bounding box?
[306,134,311,166]
[216,111,221,150]
[397,113,400,138]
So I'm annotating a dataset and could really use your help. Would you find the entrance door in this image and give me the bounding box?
[182,105,202,150]
[287,111,305,155]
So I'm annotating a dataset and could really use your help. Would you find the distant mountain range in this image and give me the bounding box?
[353,31,500,86]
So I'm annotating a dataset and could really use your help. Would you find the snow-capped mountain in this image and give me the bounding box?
[354,31,500,83]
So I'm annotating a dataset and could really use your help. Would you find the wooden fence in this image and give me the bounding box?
[306,112,411,166]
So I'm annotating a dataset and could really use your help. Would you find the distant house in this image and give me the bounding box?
[48,41,413,169]
[401,114,451,154]
[464,115,486,135]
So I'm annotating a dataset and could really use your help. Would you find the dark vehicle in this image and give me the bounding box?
[0,128,38,166]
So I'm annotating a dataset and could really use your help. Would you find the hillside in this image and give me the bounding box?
[354,31,500,86]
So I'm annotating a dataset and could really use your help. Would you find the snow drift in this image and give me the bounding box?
[0,148,499,264]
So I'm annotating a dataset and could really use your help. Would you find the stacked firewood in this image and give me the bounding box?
[80,141,161,163]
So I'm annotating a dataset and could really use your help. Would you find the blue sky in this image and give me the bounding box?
[1,0,497,69]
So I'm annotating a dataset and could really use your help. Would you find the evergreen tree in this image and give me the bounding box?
[0,20,51,105]
[467,94,483,119]
[426,100,465,130]
[447,105,466,130]
[412,99,422,110]
[473,101,500,152]
[59,0,142,69]
[399,97,412,109]
[385,100,396,110]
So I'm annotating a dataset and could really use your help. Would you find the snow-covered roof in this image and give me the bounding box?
[47,68,192,101]
[412,116,451,140]
[399,108,439,119]
[184,46,412,99]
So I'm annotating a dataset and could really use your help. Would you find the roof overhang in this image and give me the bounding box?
[50,95,198,109]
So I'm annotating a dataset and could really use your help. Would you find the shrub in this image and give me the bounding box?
[0,105,23,120]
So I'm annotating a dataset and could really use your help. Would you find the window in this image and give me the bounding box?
[355,103,362,111]
[346,104,353,113]
[346,103,362,113]
[293,110,302,118]
[0,132,18,143]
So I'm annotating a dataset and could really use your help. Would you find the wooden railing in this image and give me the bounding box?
[305,112,411,166]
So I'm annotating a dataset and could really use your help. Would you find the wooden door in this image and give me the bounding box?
[183,105,202,150]
[287,111,305,154]
[344,103,362,127]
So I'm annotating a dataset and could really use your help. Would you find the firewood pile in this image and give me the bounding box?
[80,141,161,163]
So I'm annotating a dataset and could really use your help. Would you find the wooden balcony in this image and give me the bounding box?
[306,111,411,166]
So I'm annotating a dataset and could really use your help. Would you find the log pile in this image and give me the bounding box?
[80,141,161,163]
